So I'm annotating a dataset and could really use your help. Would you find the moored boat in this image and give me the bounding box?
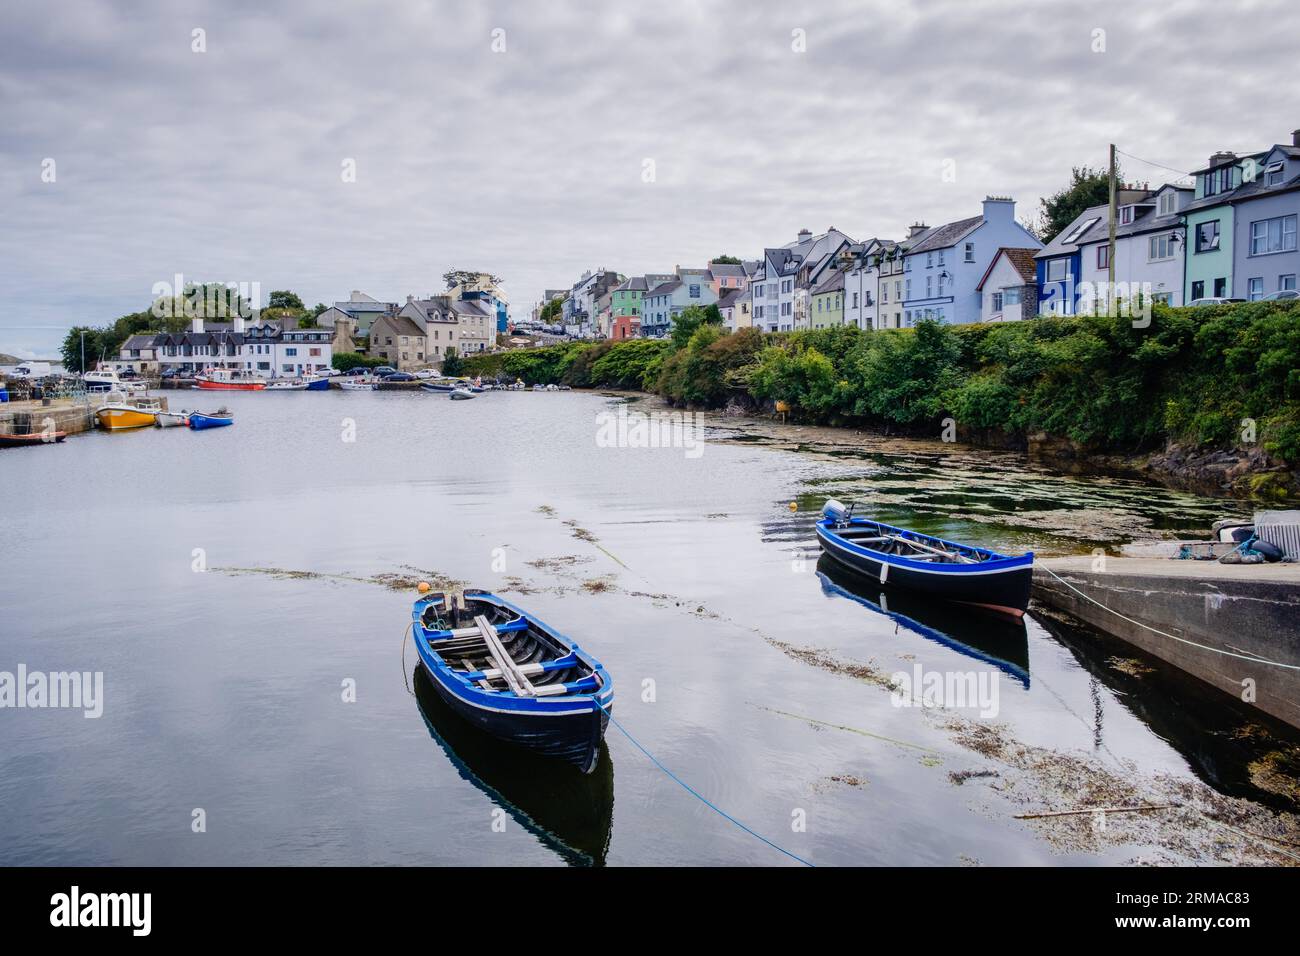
[96,398,162,431]
[340,379,378,391]
[188,409,233,429]
[303,375,331,391]
[0,430,67,447]
[816,499,1034,617]
[412,589,613,773]
[264,379,308,391]
[155,410,189,428]
[449,388,475,400]
[194,367,265,390]
[420,377,461,393]
[83,369,147,393]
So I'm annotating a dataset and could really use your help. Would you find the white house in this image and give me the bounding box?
[843,238,894,330]
[976,248,1040,322]
[1076,183,1193,308]
[749,227,854,332]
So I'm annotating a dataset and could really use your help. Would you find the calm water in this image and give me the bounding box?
[1,389,1293,866]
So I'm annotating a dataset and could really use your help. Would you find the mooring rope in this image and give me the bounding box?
[1040,565,1300,671]
[594,699,815,868]
[400,621,415,696]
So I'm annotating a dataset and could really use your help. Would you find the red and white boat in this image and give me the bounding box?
[194,367,265,391]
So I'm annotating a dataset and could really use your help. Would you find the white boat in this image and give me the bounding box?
[340,379,378,391]
[155,410,189,428]
[449,388,475,400]
[83,369,147,393]
[265,380,308,391]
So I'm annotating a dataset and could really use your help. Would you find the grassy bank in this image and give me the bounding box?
[467,302,1300,483]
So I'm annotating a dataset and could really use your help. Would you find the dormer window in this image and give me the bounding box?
[1120,206,1135,225]
[1266,162,1284,187]
[1158,191,1177,216]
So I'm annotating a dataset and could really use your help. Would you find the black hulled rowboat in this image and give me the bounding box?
[411,589,613,773]
[815,499,1034,617]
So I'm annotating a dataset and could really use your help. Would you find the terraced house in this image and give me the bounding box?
[842,238,894,329]
[903,198,1040,325]
[749,228,853,332]
[1225,131,1300,301]
[640,267,718,337]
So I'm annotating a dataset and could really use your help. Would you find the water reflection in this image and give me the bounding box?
[413,668,615,866]
[815,555,1031,687]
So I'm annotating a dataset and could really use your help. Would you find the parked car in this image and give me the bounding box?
[119,369,141,380]
[413,369,436,379]
[1187,297,1246,307]
[319,367,342,376]
[161,368,180,379]
[1260,290,1300,301]
[382,372,416,382]
[372,366,397,376]
[345,367,372,377]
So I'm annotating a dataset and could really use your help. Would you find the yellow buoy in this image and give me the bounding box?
[416,581,431,594]
[788,501,797,512]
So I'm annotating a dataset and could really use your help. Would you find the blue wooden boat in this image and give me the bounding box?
[816,499,1033,617]
[304,376,331,391]
[412,589,613,773]
[187,410,234,430]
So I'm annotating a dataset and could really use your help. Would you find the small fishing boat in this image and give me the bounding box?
[816,499,1034,617]
[83,369,147,393]
[420,377,462,393]
[188,409,233,430]
[155,410,189,428]
[303,375,331,391]
[412,589,613,773]
[0,430,66,447]
[264,379,308,391]
[340,379,378,391]
[194,367,265,391]
[96,398,162,431]
[449,388,475,400]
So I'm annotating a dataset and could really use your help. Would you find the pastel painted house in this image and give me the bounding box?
[809,267,845,328]
[1229,133,1300,300]
[1076,183,1192,307]
[1034,188,1150,315]
[640,268,719,337]
[976,248,1039,321]
[749,228,853,332]
[902,198,1041,324]
[842,238,893,330]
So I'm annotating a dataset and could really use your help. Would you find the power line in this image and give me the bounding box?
[1114,148,1195,180]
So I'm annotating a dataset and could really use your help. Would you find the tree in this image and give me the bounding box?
[443,269,500,290]
[311,303,328,318]
[539,298,563,323]
[1035,165,1115,242]
[669,304,722,351]
[267,290,305,310]
[440,348,464,376]
[710,255,742,265]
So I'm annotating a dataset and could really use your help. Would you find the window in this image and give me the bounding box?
[926,276,933,297]
[1266,162,1284,187]
[1203,166,1233,197]
[1247,277,1265,300]
[1191,280,1204,300]
[991,292,1004,312]
[1249,215,1297,255]
[1046,258,1071,282]
[1158,191,1177,216]
[1097,245,1110,269]
[1153,292,1172,305]
[689,284,701,298]
[781,280,792,294]
[851,292,858,308]
[1195,220,1220,253]
[905,279,912,298]
[926,253,933,268]
[881,285,888,303]
[937,251,945,266]
[1149,235,1175,261]
[1005,288,1022,305]
[964,243,974,263]
[309,348,321,356]
[1281,275,1297,292]
[1062,217,1100,244]
[1213,277,1227,297]
[1120,206,1134,225]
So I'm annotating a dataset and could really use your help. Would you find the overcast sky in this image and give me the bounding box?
[1,0,1297,356]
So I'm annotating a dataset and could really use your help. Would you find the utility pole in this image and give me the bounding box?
[1108,143,1118,302]
[80,330,86,375]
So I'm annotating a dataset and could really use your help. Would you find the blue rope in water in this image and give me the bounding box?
[597,701,815,867]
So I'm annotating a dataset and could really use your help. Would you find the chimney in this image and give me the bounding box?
[1292,129,1300,148]
[982,196,1015,221]
[191,316,204,334]
[351,290,362,300]
[406,294,414,304]
[1209,150,1237,168]
[797,228,812,242]
[908,222,929,238]
[232,313,245,334]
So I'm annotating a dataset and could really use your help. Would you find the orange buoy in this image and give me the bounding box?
[416,581,431,594]
[788,501,797,512]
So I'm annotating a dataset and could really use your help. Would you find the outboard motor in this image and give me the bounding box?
[823,499,849,525]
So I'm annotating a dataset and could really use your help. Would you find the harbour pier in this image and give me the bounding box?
[1032,557,1300,729]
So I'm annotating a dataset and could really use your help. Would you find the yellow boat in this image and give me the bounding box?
[96,399,161,431]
